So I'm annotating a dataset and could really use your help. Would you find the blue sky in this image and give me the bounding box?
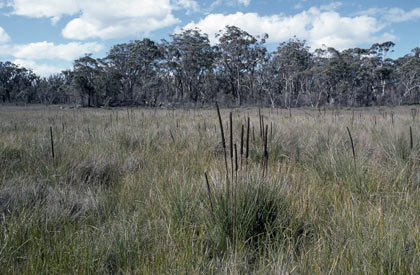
[0,0,419,76]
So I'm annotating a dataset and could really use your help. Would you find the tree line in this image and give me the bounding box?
[1,25,420,108]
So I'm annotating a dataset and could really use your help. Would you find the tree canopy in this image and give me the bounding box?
[1,26,420,107]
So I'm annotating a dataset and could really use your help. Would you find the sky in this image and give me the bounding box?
[0,0,419,76]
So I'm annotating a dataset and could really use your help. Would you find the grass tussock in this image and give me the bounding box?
[0,105,420,273]
[203,175,309,255]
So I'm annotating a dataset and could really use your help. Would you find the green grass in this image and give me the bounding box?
[1,105,420,274]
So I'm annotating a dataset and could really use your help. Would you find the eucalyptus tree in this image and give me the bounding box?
[93,58,122,106]
[341,47,373,106]
[309,44,396,107]
[0,61,39,103]
[365,41,396,105]
[14,67,39,103]
[36,74,73,105]
[59,69,81,105]
[314,47,362,106]
[397,48,420,104]
[105,42,134,103]
[0,61,18,102]
[0,25,417,108]
[131,38,162,105]
[165,28,216,103]
[254,52,276,107]
[216,25,268,105]
[72,54,102,107]
[105,38,162,105]
[37,74,61,104]
[271,38,311,107]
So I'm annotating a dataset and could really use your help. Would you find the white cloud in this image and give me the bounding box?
[8,0,80,24]
[13,41,103,61]
[209,0,222,10]
[8,0,183,39]
[0,41,103,76]
[294,1,305,10]
[362,7,420,23]
[209,0,251,9]
[0,26,10,43]
[62,0,180,39]
[175,0,199,12]
[183,6,395,50]
[319,2,342,11]
[13,59,65,76]
[237,0,251,6]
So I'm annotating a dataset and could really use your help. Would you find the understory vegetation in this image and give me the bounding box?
[1,105,420,274]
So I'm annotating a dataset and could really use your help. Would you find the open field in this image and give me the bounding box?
[1,105,420,274]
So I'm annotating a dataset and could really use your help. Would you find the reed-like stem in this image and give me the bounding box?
[230,112,234,185]
[204,173,215,220]
[346,127,356,169]
[216,103,229,191]
[258,108,263,139]
[234,144,238,174]
[50,126,55,160]
[246,117,250,171]
[169,129,176,145]
[240,124,244,170]
[263,125,268,176]
[410,126,413,150]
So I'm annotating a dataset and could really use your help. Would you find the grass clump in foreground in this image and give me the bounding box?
[203,174,308,257]
[0,105,420,274]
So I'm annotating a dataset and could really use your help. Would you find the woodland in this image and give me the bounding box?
[0,25,420,108]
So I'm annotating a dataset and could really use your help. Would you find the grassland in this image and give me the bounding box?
[1,105,420,274]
